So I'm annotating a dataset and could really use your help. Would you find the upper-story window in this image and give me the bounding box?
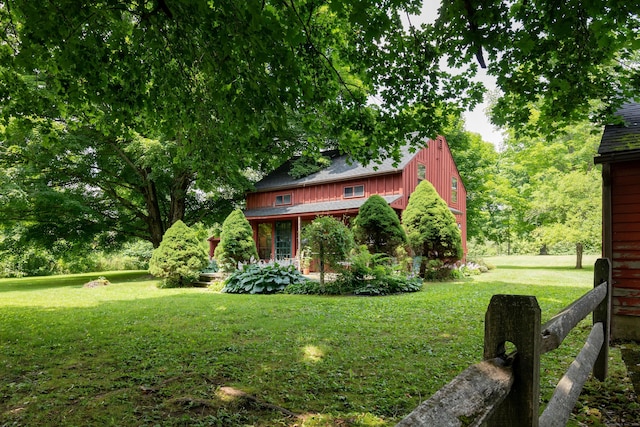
[417,163,426,183]
[451,177,458,203]
[344,185,364,198]
[275,194,292,206]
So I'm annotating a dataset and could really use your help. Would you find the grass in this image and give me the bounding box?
[0,256,637,426]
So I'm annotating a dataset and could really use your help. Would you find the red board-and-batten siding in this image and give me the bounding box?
[610,162,640,317]
[245,173,405,211]
[595,102,640,340]
[246,137,465,212]
[244,136,467,256]
[245,137,466,216]
[407,136,466,214]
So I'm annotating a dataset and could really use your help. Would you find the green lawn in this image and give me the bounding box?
[0,256,636,426]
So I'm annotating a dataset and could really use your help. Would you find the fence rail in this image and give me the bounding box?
[397,258,612,427]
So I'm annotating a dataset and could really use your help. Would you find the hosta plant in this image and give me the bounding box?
[222,263,307,294]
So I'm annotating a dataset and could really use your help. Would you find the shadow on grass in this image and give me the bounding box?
[0,271,150,293]
[493,265,594,272]
[0,289,460,426]
[620,342,640,395]
[0,277,601,426]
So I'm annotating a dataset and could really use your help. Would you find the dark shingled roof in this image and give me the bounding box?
[254,144,425,192]
[596,102,640,163]
[244,195,403,218]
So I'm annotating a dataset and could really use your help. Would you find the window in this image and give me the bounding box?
[451,177,458,203]
[417,163,426,183]
[343,185,364,198]
[275,194,291,206]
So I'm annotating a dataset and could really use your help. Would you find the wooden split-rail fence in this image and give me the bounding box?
[397,258,612,427]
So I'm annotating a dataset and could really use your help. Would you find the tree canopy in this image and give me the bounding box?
[0,0,469,249]
[1,0,636,252]
[433,0,640,132]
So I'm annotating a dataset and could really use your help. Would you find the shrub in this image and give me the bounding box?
[352,275,423,295]
[402,180,462,277]
[286,245,423,296]
[353,195,406,255]
[222,263,307,294]
[302,216,354,287]
[119,240,154,269]
[207,280,226,293]
[335,246,422,295]
[423,259,460,281]
[285,280,324,295]
[201,259,218,273]
[149,220,209,288]
[214,210,258,272]
[0,248,58,278]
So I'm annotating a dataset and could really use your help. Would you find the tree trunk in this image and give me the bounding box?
[319,244,325,287]
[141,174,165,248]
[143,172,193,248]
[419,257,427,279]
[109,140,166,248]
[575,242,583,269]
[169,172,193,224]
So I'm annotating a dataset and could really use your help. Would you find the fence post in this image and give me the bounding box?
[593,258,611,381]
[484,295,541,426]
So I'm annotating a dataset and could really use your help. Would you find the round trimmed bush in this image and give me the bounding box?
[402,180,462,277]
[214,209,258,271]
[149,220,208,288]
[353,194,406,255]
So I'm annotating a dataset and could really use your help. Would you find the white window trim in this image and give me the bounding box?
[344,184,365,198]
[275,194,292,206]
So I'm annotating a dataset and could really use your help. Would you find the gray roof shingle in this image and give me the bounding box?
[597,102,640,159]
[254,144,425,192]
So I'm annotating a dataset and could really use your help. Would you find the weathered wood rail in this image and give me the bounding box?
[397,258,612,427]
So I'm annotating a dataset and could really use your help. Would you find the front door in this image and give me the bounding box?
[275,221,292,260]
[257,223,273,260]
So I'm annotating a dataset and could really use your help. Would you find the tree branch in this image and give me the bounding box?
[282,0,359,102]
[463,0,487,69]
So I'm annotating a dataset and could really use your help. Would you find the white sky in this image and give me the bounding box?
[404,2,506,148]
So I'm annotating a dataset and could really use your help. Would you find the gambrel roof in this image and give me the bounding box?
[596,102,640,163]
[253,144,425,192]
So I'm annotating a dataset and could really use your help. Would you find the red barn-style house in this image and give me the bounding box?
[595,102,640,340]
[242,136,467,266]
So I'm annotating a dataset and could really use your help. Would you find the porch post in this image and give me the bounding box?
[297,216,302,270]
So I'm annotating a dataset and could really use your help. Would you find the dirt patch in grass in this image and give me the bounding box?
[90,373,302,426]
[83,279,111,288]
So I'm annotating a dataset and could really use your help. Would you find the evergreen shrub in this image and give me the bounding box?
[214,210,258,272]
[149,220,208,288]
[402,180,462,278]
[353,194,406,255]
